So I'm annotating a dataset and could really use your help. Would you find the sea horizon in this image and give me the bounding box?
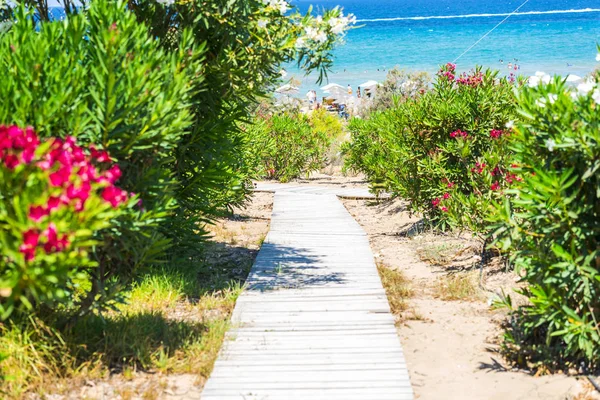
[288,0,600,96]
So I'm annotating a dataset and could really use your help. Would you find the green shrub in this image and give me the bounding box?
[0,1,199,314]
[0,126,129,318]
[344,65,519,233]
[368,68,431,113]
[245,110,336,182]
[490,70,600,370]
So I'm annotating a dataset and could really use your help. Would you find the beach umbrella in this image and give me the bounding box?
[275,84,299,95]
[328,86,347,95]
[358,80,379,89]
[320,83,344,93]
[566,74,582,83]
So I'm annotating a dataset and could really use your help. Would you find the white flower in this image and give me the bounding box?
[528,76,541,87]
[279,69,288,78]
[257,19,268,29]
[264,0,288,14]
[156,0,175,5]
[592,89,600,103]
[545,138,556,152]
[315,16,323,24]
[570,90,579,100]
[596,53,600,62]
[277,0,289,14]
[304,27,318,40]
[328,17,340,28]
[505,120,515,129]
[577,81,595,96]
[315,31,328,43]
[295,37,307,49]
[331,23,346,35]
[530,71,551,87]
[547,93,558,104]
[535,98,547,108]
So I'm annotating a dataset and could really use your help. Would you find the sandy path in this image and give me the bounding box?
[340,197,598,400]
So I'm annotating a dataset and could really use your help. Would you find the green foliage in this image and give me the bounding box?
[343,65,518,232]
[0,0,199,314]
[117,0,354,253]
[490,72,600,370]
[368,68,431,113]
[245,109,340,182]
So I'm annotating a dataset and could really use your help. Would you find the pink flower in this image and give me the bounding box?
[21,147,36,164]
[66,182,91,212]
[432,198,441,207]
[443,193,450,200]
[441,206,448,212]
[42,223,69,254]
[71,146,86,163]
[49,165,72,187]
[492,166,502,176]
[28,205,48,222]
[7,126,25,149]
[102,185,128,208]
[450,130,468,139]
[19,229,40,262]
[490,129,503,139]
[77,163,98,182]
[103,164,122,184]
[444,71,455,80]
[90,145,111,163]
[491,181,500,191]
[3,154,20,170]
[47,196,62,212]
[447,181,455,188]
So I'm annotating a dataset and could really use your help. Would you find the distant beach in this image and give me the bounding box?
[289,0,600,96]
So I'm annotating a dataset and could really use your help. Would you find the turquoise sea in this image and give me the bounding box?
[290,0,600,93]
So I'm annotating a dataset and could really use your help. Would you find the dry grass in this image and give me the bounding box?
[377,263,422,322]
[433,271,484,301]
[415,242,467,266]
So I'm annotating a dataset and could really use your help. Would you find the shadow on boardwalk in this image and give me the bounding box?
[246,242,347,292]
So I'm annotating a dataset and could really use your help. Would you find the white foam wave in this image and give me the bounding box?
[356,8,600,23]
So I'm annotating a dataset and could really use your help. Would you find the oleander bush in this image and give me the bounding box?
[490,70,600,370]
[245,109,342,182]
[0,126,129,319]
[344,64,519,233]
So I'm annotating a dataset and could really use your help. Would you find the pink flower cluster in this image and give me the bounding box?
[489,129,504,139]
[450,130,468,139]
[1,125,129,262]
[470,162,486,174]
[439,63,457,81]
[456,71,484,87]
[19,224,70,261]
[468,162,522,192]
[431,192,451,212]
[0,125,39,169]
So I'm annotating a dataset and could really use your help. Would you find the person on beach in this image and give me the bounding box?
[357,87,361,99]
[347,84,352,95]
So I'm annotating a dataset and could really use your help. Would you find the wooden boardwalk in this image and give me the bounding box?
[201,186,413,400]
